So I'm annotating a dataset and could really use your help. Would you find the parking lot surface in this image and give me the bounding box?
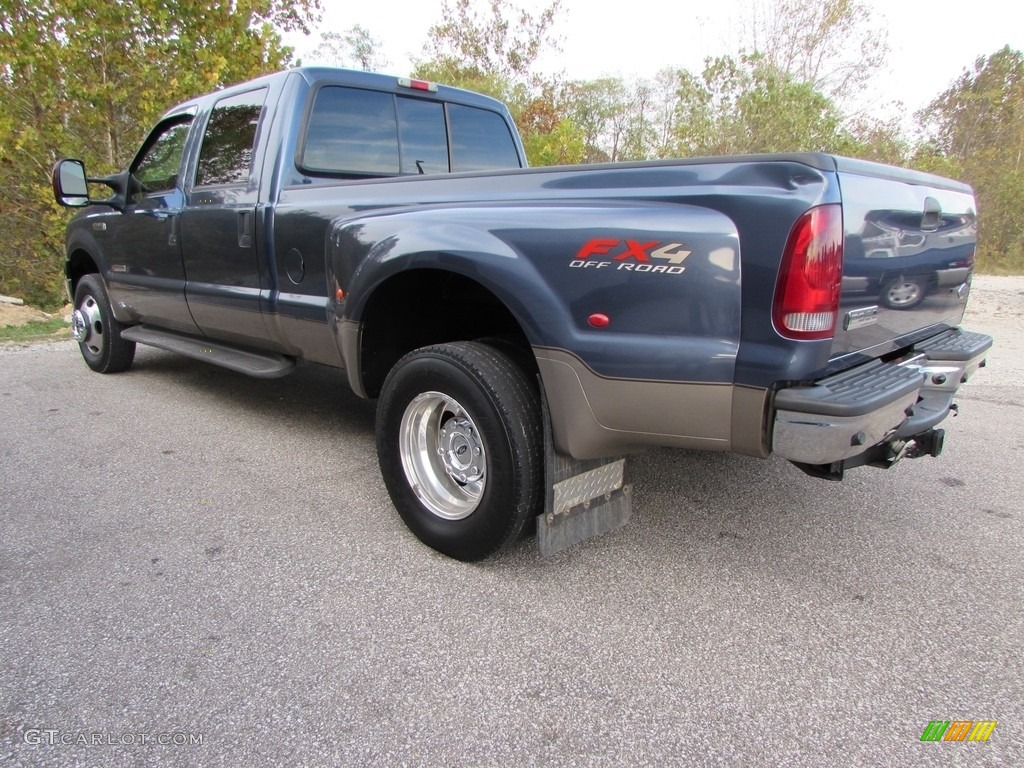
[1,326,1021,766]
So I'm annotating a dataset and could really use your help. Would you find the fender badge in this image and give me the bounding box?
[844,306,879,331]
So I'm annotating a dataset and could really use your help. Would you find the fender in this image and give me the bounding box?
[327,201,742,375]
[64,212,123,313]
[326,202,747,458]
[329,209,565,346]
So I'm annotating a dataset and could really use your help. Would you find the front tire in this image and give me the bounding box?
[72,274,136,373]
[376,342,542,561]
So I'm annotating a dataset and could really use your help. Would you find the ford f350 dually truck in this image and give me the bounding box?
[52,67,992,560]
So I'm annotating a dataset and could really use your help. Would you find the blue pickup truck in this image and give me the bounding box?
[52,67,992,560]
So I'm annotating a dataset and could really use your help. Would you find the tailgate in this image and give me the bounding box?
[833,160,976,361]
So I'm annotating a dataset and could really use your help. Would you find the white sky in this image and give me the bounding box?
[291,0,1024,121]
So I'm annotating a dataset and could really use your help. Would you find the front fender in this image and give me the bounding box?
[64,212,119,310]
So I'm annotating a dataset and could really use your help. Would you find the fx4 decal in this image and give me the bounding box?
[570,238,691,274]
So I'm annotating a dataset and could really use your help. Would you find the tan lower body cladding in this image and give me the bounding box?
[534,347,769,461]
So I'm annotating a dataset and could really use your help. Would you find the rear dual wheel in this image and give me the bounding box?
[376,341,542,561]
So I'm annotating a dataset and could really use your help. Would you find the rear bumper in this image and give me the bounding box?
[772,328,992,464]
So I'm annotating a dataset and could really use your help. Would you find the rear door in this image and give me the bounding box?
[180,87,270,345]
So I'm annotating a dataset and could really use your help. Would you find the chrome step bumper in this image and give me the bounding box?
[772,328,992,465]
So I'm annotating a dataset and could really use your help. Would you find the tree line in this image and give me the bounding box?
[1,0,1020,307]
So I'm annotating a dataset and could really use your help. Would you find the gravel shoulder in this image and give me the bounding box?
[961,275,1024,385]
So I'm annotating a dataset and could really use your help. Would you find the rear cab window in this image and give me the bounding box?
[297,84,521,179]
[195,88,268,188]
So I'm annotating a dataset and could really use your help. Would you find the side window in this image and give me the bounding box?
[448,105,521,172]
[195,88,268,187]
[132,117,193,197]
[300,87,399,176]
[397,97,448,174]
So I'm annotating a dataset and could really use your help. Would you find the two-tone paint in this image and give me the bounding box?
[61,68,981,463]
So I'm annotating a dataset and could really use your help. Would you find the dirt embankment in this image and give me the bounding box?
[0,300,71,328]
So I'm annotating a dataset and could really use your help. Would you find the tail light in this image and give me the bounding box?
[773,204,844,340]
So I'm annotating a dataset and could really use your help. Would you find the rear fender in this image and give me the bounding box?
[326,201,743,383]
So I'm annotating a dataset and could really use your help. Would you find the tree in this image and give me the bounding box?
[415,0,572,167]
[743,0,888,109]
[308,25,388,72]
[0,0,321,306]
[665,54,853,157]
[562,78,632,163]
[918,47,1024,272]
[420,0,561,85]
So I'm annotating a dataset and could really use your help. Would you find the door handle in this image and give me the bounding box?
[238,211,253,248]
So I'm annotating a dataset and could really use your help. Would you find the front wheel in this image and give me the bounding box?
[71,274,136,373]
[376,342,542,561]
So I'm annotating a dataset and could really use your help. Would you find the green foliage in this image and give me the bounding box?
[0,315,68,342]
[918,46,1024,272]
[744,0,888,105]
[0,0,321,305]
[307,25,388,71]
[414,0,568,166]
[421,0,561,84]
[561,78,629,162]
[4,0,1023,300]
[665,54,854,157]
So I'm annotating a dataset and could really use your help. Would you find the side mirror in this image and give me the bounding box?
[52,159,91,207]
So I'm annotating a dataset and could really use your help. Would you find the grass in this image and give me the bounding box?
[0,316,69,342]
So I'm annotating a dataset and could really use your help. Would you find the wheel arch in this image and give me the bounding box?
[349,267,538,399]
[326,210,576,399]
[66,247,100,297]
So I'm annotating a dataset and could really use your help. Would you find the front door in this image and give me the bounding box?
[105,115,201,334]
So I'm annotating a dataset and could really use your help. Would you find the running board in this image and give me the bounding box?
[537,391,632,557]
[120,325,295,378]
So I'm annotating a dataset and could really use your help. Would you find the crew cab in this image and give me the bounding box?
[52,67,992,560]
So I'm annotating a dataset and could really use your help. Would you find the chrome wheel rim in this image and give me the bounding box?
[399,392,486,520]
[886,281,921,307]
[74,294,104,354]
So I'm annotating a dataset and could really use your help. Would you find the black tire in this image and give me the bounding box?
[376,341,543,561]
[72,274,136,373]
[880,275,927,310]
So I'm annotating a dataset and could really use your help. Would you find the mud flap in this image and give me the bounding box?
[536,394,633,557]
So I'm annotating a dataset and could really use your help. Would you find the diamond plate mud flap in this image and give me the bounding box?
[536,395,632,557]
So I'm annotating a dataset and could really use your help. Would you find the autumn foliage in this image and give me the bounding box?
[1,0,1020,307]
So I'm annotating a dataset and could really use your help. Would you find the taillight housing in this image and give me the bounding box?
[772,204,844,340]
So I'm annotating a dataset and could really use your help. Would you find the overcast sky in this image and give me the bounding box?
[290,0,1024,120]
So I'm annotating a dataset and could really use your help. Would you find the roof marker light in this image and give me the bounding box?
[398,78,438,93]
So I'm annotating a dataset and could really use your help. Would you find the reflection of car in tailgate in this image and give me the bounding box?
[842,204,975,310]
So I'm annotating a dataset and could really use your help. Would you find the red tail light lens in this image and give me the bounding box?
[397,77,438,93]
[773,204,844,340]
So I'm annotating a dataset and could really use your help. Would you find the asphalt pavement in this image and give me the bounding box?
[1,340,1021,767]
